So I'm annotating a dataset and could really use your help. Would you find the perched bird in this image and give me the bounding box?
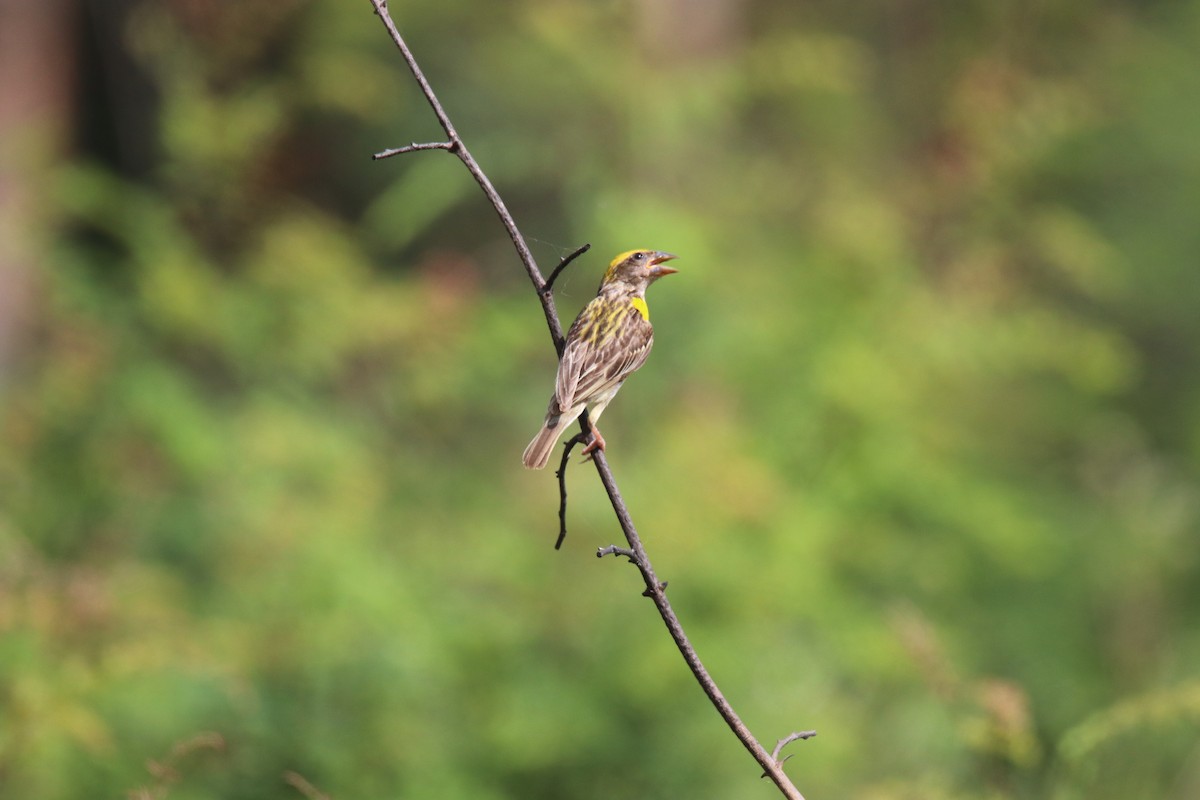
[522,249,679,469]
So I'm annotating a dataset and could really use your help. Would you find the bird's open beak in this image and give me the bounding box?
[648,251,678,277]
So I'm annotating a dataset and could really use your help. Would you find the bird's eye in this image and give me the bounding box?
[633,252,645,261]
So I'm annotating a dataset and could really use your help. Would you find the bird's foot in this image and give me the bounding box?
[580,426,606,461]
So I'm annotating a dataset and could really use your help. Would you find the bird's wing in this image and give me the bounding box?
[554,340,583,414]
[557,305,654,410]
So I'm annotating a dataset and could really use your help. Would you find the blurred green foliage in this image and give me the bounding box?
[2,1,1198,798]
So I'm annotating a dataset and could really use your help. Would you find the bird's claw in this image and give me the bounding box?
[580,427,606,462]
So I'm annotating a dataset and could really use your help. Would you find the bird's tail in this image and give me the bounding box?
[522,405,582,469]
[522,419,568,470]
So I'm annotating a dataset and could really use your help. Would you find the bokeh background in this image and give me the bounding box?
[2,1,1199,798]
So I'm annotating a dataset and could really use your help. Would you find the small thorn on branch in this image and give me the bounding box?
[641,580,668,598]
[597,545,636,561]
[554,432,590,550]
[372,140,455,160]
[541,243,591,296]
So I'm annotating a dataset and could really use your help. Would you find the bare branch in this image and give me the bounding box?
[586,449,807,799]
[366,3,812,797]
[366,0,565,350]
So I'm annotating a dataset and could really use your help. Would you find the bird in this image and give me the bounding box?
[522,249,679,469]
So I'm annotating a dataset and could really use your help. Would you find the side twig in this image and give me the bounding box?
[767,731,819,773]
[554,432,590,550]
[366,4,812,798]
[542,242,592,296]
[373,140,455,159]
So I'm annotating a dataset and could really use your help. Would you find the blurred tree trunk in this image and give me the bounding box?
[0,0,76,375]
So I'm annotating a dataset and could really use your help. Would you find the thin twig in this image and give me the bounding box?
[554,432,590,550]
[366,4,810,798]
[373,140,455,159]
[542,242,592,295]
